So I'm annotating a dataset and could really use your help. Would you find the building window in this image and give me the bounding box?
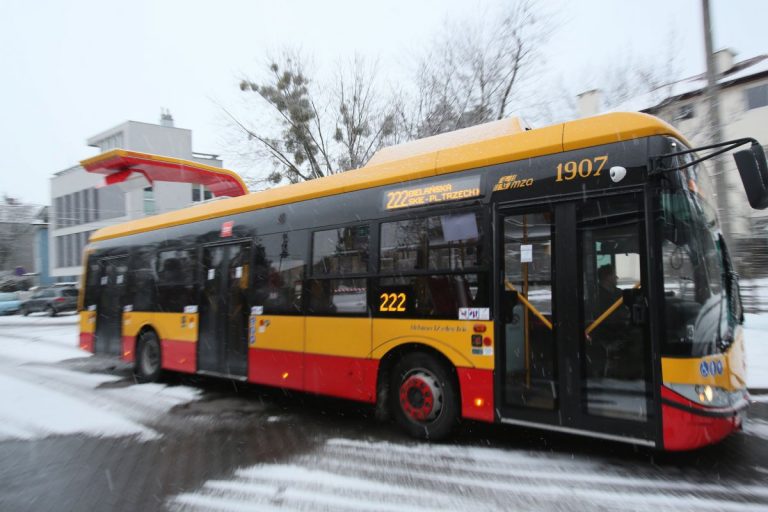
[97,186,125,220]
[746,84,768,110]
[74,191,81,226]
[64,194,72,227]
[56,236,64,268]
[675,104,694,120]
[143,187,156,215]
[55,196,63,229]
[83,189,90,224]
[192,184,213,202]
[92,188,99,221]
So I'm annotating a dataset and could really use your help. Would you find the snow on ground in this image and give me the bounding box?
[169,438,768,512]
[744,313,768,389]
[0,313,201,443]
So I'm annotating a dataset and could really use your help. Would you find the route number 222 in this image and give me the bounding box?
[379,292,406,312]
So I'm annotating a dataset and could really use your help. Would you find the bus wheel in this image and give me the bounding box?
[135,330,162,383]
[390,352,459,440]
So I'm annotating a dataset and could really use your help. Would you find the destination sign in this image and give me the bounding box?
[383,175,481,210]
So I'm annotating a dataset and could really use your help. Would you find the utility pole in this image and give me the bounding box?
[702,0,732,243]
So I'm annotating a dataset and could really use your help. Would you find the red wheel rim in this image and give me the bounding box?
[398,370,442,422]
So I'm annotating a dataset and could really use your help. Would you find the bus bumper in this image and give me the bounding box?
[661,385,748,451]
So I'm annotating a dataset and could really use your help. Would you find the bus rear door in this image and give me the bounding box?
[198,241,251,378]
[93,255,129,356]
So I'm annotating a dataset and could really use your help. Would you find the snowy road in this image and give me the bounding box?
[170,437,768,512]
[1,315,768,512]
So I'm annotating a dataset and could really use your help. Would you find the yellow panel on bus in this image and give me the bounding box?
[305,317,371,358]
[661,327,747,392]
[122,311,198,342]
[371,319,495,370]
[249,315,304,353]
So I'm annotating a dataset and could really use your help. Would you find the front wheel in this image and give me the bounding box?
[135,330,162,383]
[390,352,459,440]
[46,306,56,317]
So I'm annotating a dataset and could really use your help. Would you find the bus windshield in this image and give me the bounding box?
[660,154,727,357]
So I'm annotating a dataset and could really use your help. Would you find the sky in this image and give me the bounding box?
[0,0,766,205]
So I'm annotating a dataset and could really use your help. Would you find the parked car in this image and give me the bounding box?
[21,287,78,316]
[0,292,22,315]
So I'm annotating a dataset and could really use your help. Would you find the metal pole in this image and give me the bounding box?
[702,0,732,244]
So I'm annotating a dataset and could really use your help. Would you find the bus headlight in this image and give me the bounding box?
[666,383,732,408]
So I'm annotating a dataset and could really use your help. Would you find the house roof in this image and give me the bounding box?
[611,54,768,113]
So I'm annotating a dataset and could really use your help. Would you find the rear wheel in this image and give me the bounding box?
[135,330,162,383]
[390,352,459,440]
[21,307,28,316]
[46,306,56,317]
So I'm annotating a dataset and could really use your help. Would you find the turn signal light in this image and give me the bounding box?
[483,337,492,347]
[473,324,487,333]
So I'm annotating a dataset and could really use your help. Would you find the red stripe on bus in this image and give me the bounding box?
[79,332,94,353]
[247,349,379,402]
[121,336,136,362]
[161,339,197,373]
[457,367,494,422]
[304,353,379,403]
[248,348,304,391]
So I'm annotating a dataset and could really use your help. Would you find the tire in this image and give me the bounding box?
[21,307,28,317]
[389,352,459,441]
[46,306,57,317]
[135,330,162,383]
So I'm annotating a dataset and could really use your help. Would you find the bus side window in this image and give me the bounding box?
[129,248,157,311]
[253,231,306,314]
[156,249,196,312]
[308,224,370,316]
[378,211,487,319]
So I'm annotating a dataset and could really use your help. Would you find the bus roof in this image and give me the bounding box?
[88,112,685,242]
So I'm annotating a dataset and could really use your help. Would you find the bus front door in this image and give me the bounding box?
[94,255,128,356]
[497,193,655,445]
[198,242,251,378]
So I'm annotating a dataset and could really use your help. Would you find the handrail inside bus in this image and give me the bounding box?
[504,280,553,331]
[584,282,641,336]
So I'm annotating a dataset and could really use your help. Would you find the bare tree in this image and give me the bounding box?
[0,196,36,272]
[333,57,397,171]
[228,51,399,185]
[405,0,548,137]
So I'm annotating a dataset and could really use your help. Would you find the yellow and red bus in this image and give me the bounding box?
[78,112,768,450]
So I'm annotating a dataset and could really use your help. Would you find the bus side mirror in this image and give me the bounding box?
[734,142,768,210]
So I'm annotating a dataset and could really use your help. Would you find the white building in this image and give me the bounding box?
[50,113,222,282]
[578,49,768,242]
